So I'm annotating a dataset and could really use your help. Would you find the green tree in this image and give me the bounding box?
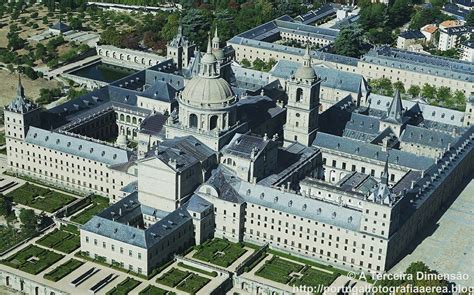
[371,78,394,96]
[0,196,11,217]
[389,0,413,28]
[359,3,388,30]
[408,85,421,97]
[19,209,37,234]
[240,58,251,68]
[393,81,405,94]
[422,84,437,101]
[334,25,365,58]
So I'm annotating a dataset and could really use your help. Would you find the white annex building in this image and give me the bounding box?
[4,25,474,280]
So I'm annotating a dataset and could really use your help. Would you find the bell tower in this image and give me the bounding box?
[284,44,321,146]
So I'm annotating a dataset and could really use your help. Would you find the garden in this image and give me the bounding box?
[43,258,83,282]
[36,228,80,254]
[255,255,339,289]
[2,244,64,275]
[156,268,190,287]
[139,285,175,295]
[0,225,34,254]
[255,256,304,284]
[106,277,141,295]
[176,273,210,294]
[193,238,247,267]
[70,195,109,224]
[6,183,76,213]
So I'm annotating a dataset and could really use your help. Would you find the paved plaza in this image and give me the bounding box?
[390,179,474,287]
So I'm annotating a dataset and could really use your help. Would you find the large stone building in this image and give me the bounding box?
[228,15,474,96]
[4,26,473,279]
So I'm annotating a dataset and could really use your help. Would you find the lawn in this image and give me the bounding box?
[0,226,35,254]
[139,285,174,295]
[106,277,141,295]
[2,245,64,275]
[193,238,247,267]
[44,258,83,282]
[7,183,76,213]
[290,266,338,290]
[36,228,80,254]
[156,268,190,287]
[176,273,210,294]
[255,256,304,284]
[70,195,109,224]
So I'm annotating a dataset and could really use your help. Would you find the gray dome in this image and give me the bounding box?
[201,52,217,64]
[182,76,235,108]
[295,65,317,80]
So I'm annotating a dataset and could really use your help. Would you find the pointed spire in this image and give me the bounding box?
[386,90,403,123]
[206,32,212,54]
[177,18,183,36]
[303,42,311,67]
[381,154,389,185]
[16,74,25,99]
[214,27,218,39]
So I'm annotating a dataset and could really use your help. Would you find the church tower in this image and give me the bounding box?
[4,76,41,141]
[166,21,196,70]
[284,44,321,146]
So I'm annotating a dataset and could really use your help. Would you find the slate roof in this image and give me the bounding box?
[270,60,364,93]
[343,113,380,142]
[140,113,167,135]
[275,19,339,40]
[183,194,212,213]
[205,168,244,204]
[228,36,358,66]
[6,77,38,114]
[442,3,470,19]
[367,93,466,127]
[464,40,474,49]
[234,179,362,231]
[337,172,379,195]
[400,125,458,148]
[313,132,435,170]
[362,46,474,82]
[399,30,425,40]
[295,4,336,24]
[26,127,131,165]
[50,22,70,32]
[223,133,273,159]
[146,136,215,172]
[82,193,192,249]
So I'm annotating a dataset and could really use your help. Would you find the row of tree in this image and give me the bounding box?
[369,78,466,111]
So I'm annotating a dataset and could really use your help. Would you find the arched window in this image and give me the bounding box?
[189,114,198,128]
[132,117,137,124]
[296,88,303,102]
[210,115,218,130]
[126,115,131,123]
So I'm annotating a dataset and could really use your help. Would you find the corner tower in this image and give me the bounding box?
[166,21,196,70]
[4,76,41,141]
[284,44,321,146]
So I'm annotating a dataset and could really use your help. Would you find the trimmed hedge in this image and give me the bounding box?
[7,183,75,213]
[138,285,175,295]
[70,195,109,224]
[255,256,303,284]
[106,277,141,295]
[193,238,246,267]
[44,258,83,282]
[36,229,80,254]
[2,245,64,275]
[156,268,190,287]
[176,273,210,294]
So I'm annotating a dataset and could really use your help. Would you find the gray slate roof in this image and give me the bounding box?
[183,194,212,213]
[270,60,364,93]
[223,133,273,159]
[313,132,435,170]
[362,46,474,82]
[26,127,131,165]
[82,193,192,249]
[399,30,425,39]
[234,179,362,231]
[400,125,458,149]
